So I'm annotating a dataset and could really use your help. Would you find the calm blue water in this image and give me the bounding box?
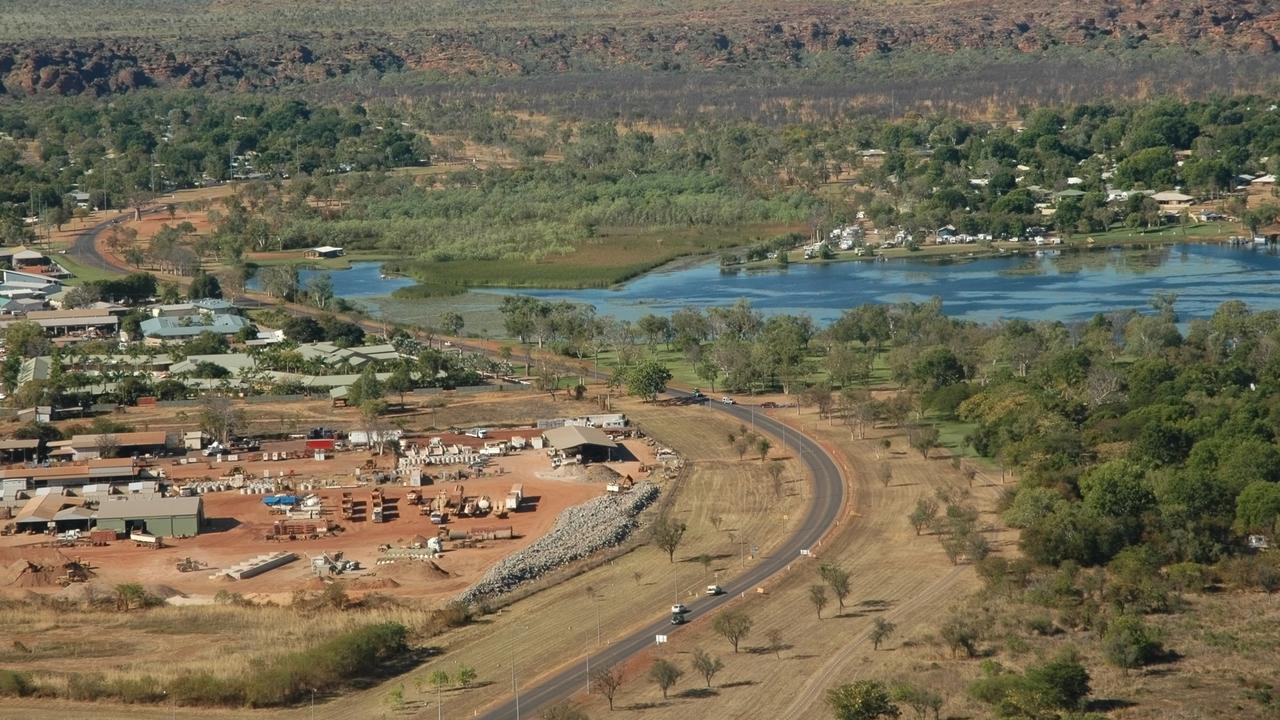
[471,244,1280,324]
[263,244,1280,325]
[248,262,415,298]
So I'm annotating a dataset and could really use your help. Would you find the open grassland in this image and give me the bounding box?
[0,604,424,684]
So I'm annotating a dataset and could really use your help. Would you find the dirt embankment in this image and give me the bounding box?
[5,0,1280,96]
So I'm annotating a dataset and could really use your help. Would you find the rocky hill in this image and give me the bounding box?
[3,0,1280,96]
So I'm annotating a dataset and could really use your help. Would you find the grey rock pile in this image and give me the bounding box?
[459,482,659,604]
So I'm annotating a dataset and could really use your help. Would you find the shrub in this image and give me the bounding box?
[940,614,981,657]
[1103,614,1165,670]
[970,650,1090,716]
[167,673,246,707]
[108,676,166,704]
[0,669,33,697]
[65,673,108,701]
[242,622,409,707]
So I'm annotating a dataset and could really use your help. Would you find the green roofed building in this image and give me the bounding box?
[94,496,205,537]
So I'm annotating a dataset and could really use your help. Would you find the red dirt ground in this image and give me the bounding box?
[0,437,656,606]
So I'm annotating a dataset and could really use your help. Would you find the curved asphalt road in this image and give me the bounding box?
[476,394,845,719]
[68,211,135,274]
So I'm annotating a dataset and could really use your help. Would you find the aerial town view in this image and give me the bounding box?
[3,1,1280,719]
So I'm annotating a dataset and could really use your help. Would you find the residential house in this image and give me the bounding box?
[305,246,345,259]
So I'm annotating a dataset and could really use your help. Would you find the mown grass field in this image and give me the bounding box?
[408,223,799,290]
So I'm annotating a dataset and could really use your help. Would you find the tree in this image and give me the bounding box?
[648,658,682,699]
[819,564,851,614]
[757,436,772,462]
[891,684,942,720]
[589,665,624,711]
[826,680,901,720]
[690,648,724,688]
[1078,459,1154,519]
[712,609,753,653]
[259,265,299,300]
[199,395,244,445]
[695,358,720,392]
[625,359,672,402]
[4,321,49,359]
[1103,614,1165,671]
[1235,481,1280,534]
[940,613,981,657]
[766,628,785,659]
[766,461,786,497]
[386,364,415,407]
[347,366,384,406]
[908,497,939,535]
[971,649,1091,715]
[114,583,149,611]
[188,272,223,300]
[878,462,892,488]
[907,425,940,459]
[428,669,450,717]
[306,273,335,310]
[439,311,465,337]
[282,316,325,343]
[809,584,829,619]
[870,618,896,650]
[652,517,687,563]
[359,400,390,455]
[95,433,119,460]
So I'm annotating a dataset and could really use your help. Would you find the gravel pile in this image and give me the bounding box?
[459,482,659,604]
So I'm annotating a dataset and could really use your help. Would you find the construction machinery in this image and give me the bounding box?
[311,551,359,576]
[175,557,207,573]
[447,484,465,510]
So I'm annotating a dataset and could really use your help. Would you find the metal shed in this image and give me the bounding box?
[94,496,205,537]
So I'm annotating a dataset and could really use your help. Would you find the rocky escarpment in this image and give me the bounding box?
[5,0,1280,96]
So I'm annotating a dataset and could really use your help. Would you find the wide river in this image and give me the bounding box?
[264,243,1280,326]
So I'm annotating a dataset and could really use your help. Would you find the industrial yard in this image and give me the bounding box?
[0,395,806,720]
[0,392,666,607]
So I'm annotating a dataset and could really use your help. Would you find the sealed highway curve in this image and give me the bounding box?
[477,392,846,719]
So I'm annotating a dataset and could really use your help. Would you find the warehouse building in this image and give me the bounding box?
[0,458,142,493]
[542,425,620,462]
[93,496,205,537]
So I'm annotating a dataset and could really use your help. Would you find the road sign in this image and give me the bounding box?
[655,635,668,644]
